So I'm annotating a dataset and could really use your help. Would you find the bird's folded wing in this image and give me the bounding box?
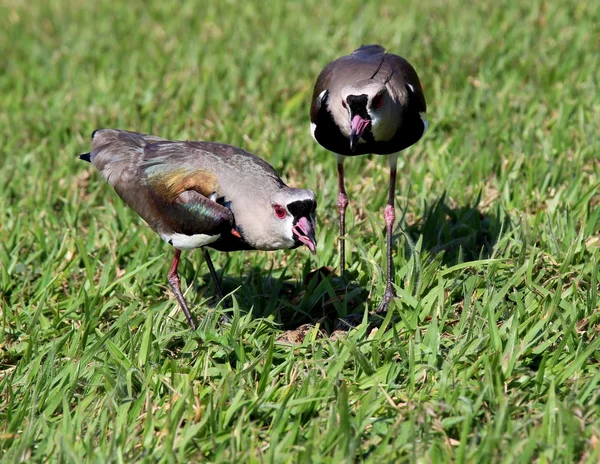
[87,129,235,237]
[145,167,219,202]
[143,163,234,237]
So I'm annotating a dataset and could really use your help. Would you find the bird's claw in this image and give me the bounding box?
[375,284,396,315]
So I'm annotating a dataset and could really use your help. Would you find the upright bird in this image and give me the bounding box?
[310,44,427,314]
[80,129,317,330]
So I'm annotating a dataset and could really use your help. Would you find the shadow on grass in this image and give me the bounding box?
[195,265,367,333]
[401,192,507,265]
[191,192,508,338]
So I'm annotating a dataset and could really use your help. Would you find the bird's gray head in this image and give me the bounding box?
[235,187,317,253]
[338,79,400,150]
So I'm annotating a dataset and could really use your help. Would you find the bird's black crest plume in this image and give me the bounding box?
[79,152,91,162]
[369,51,389,80]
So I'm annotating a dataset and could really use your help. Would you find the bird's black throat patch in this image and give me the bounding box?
[346,94,370,120]
[347,94,375,143]
[287,199,315,222]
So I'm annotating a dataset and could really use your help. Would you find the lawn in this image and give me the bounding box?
[1,0,599,461]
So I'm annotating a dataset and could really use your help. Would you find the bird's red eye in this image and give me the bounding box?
[273,204,287,219]
[372,94,384,109]
[341,99,347,109]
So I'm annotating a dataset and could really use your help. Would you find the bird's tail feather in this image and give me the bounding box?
[79,152,91,162]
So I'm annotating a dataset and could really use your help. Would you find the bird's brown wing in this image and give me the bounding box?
[383,54,427,113]
[140,143,235,237]
[310,60,336,124]
[88,129,234,237]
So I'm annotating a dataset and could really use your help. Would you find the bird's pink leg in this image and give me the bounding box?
[167,249,197,330]
[337,159,349,273]
[377,155,398,314]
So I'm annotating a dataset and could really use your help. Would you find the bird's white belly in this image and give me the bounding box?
[160,232,220,250]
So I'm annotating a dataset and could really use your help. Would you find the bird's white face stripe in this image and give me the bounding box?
[420,112,428,135]
[407,84,415,94]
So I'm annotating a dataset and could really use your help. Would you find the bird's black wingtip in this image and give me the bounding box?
[79,152,91,162]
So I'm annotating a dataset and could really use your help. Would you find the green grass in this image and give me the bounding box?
[1,0,599,461]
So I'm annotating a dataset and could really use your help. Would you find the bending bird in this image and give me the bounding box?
[80,129,317,329]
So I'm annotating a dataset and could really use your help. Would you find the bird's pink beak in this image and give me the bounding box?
[293,216,317,255]
[350,115,371,151]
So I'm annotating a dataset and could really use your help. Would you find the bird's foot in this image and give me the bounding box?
[375,283,396,315]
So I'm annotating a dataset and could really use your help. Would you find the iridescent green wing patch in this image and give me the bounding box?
[144,165,219,203]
